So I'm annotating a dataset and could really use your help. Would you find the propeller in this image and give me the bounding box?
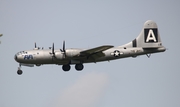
[34,42,40,49]
[35,42,37,48]
[51,41,66,60]
[52,43,55,55]
[51,43,56,59]
[60,41,66,58]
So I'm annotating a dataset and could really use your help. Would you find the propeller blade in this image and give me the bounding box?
[60,41,66,58]
[35,42,37,48]
[52,43,55,55]
[51,43,56,61]
[60,49,63,52]
[63,41,67,58]
[63,41,65,52]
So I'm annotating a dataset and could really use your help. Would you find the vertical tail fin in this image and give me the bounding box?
[122,20,163,48]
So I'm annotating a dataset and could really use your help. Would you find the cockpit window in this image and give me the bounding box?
[17,51,27,55]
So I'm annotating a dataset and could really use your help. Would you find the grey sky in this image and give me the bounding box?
[0,0,180,107]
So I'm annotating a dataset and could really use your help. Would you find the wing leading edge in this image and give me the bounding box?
[79,45,114,60]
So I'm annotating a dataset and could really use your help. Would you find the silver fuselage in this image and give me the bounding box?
[14,46,166,65]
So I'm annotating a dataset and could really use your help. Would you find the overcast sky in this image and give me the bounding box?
[0,0,180,107]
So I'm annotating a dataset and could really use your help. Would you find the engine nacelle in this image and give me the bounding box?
[55,52,64,59]
[65,49,81,57]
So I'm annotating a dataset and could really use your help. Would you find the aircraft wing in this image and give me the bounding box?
[79,45,114,60]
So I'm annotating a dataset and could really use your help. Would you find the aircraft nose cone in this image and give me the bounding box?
[14,54,18,61]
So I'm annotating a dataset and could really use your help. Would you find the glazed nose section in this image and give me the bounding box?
[14,54,18,61]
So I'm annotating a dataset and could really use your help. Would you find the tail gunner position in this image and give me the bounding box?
[14,20,166,75]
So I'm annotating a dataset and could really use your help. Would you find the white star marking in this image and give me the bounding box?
[114,51,120,57]
[110,50,120,57]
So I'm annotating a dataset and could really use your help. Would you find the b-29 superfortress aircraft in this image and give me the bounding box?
[14,20,166,75]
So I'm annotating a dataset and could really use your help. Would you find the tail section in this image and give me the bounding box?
[122,20,163,48]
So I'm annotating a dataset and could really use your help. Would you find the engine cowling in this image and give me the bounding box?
[55,52,64,59]
[65,49,81,57]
